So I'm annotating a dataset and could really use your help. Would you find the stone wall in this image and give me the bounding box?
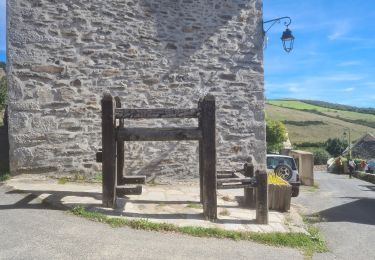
[7,0,266,181]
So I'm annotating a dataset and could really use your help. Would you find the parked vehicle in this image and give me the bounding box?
[266,154,300,197]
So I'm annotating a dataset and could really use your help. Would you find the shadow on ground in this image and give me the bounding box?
[307,197,375,226]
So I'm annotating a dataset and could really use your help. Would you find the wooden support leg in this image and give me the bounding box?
[115,96,124,185]
[256,170,268,224]
[200,95,217,220]
[102,94,117,208]
[244,163,255,208]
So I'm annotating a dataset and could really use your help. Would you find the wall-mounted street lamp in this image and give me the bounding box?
[263,16,295,53]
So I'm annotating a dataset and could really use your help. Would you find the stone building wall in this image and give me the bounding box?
[7,0,266,181]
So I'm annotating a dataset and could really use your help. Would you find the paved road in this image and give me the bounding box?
[295,172,375,260]
[0,184,302,260]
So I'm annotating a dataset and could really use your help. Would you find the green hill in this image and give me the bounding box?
[266,100,375,145]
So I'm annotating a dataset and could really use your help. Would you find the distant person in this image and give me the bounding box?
[348,159,355,178]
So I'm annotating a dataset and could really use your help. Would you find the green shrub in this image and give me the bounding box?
[313,149,330,165]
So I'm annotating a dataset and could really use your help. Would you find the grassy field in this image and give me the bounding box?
[266,104,375,144]
[267,100,375,124]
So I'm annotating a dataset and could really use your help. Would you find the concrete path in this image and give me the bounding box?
[295,172,375,260]
[4,174,305,233]
[0,183,304,260]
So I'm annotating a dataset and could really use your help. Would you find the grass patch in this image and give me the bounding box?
[57,177,69,184]
[186,203,202,209]
[70,206,328,257]
[0,174,10,182]
[94,174,102,183]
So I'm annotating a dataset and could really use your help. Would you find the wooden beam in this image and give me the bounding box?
[216,177,253,184]
[115,96,125,186]
[118,176,146,185]
[118,127,202,141]
[256,170,268,224]
[115,108,199,119]
[102,94,117,208]
[217,173,234,179]
[200,95,217,220]
[116,185,142,196]
[217,183,255,190]
[244,163,256,208]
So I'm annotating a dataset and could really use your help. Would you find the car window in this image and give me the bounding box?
[267,156,297,170]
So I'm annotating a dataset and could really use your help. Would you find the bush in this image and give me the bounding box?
[325,138,348,157]
[313,149,331,165]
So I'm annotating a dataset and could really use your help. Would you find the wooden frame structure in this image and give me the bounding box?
[98,93,217,220]
[96,93,268,223]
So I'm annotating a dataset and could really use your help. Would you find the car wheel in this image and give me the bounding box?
[274,164,293,181]
[291,187,299,197]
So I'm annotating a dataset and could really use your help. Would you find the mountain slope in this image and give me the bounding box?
[266,102,375,144]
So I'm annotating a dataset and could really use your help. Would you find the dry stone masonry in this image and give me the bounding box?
[7,0,266,181]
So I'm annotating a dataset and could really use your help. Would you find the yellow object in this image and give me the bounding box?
[267,173,289,185]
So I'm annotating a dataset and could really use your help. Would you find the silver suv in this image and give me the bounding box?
[266,154,300,197]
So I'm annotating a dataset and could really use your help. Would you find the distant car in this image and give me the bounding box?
[266,154,300,197]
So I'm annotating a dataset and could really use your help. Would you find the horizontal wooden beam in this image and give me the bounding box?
[217,177,253,184]
[217,173,234,179]
[116,185,143,196]
[115,108,199,119]
[118,127,202,141]
[217,183,255,190]
[118,176,146,185]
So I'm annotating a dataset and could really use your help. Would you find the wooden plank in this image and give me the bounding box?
[233,171,246,179]
[217,173,234,179]
[96,151,102,163]
[217,183,254,189]
[116,185,142,196]
[256,170,268,224]
[118,127,202,141]
[102,94,117,208]
[118,176,146,185]
[217,177,253,184]
[115,108,199,119]
[244,163,255,208]
[115,96,125,186]
[200,95,217,220]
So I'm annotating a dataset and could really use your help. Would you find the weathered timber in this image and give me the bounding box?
[96,150,102,163]
[216,177,253,184]
[115,96,125,185]
[115,108,199,119]
[217,173,234,179]
[200,95,217,220]
[118,176,146,185]
[118,127,202,141]
[116,185,143,196]
[102,94,117,208]
[217,183,255,189]
[244,163,256,208]
[255,170,268,224]
[233,171,246,179]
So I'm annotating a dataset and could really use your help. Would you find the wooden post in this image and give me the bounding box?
[198,101,203,203]
[102,94,117,208]
[115,96,124,185]
[200,95,217,220]
[256,170,268,224]
[244,163,255,208]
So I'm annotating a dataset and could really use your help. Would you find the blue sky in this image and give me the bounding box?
[264,0,375,107]
[0,1,374,107]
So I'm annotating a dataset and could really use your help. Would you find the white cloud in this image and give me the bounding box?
[343,87,354,92]
[328,21,352,41]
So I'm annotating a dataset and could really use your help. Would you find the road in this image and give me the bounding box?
[0,184,301,260]
[295,171,375,260]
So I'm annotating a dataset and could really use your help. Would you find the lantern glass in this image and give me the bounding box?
[281,28,294,53]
